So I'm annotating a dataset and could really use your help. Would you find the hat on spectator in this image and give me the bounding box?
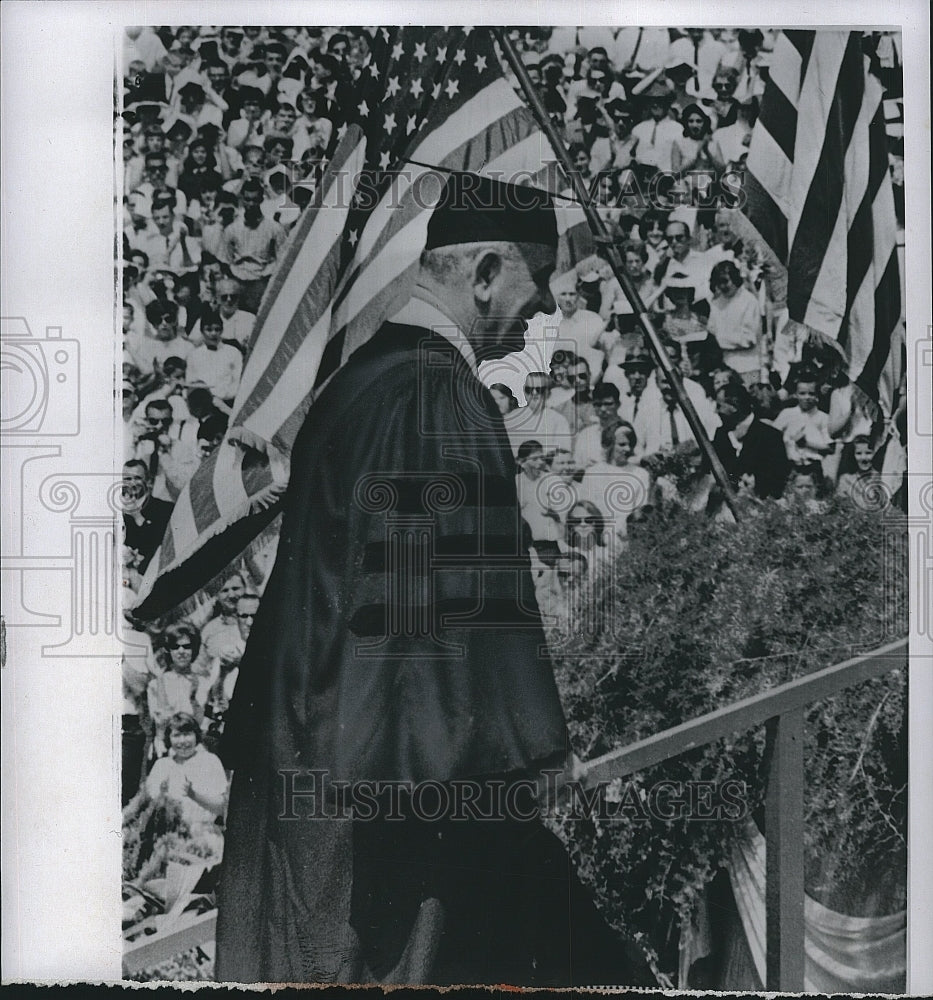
[666,38,697,71]
[164,118,194,143]
[621,347,655,369]
[197,40,220,63]
[631,70,673,101]
[178,81,206,102]
[606,97,633,118]
[237,70,272,94]
[237,86,265,107]
[521,51,541,70]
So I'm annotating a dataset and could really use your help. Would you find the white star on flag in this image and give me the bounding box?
[413,41,427,62]
[453,48,466,66]
[445,78,459,99]
[358,99,370,117]
[384,111,396,131]
[379,150,391,169]
[407,114,418,134]
[348,229,358,247]
[386,76,400,97]
[474,54,487,73]
[369,61,379,78]
[392,42,404,60]
[437,45,447,63]
[410,77,423,98]
[432,82,441,99]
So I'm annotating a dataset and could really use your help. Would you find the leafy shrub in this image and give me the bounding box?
[547,497,907,978]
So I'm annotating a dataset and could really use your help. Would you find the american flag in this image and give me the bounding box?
[741,29,904,414]
[133,27,590,619]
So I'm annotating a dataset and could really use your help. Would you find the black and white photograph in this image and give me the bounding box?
[2,2,931,993]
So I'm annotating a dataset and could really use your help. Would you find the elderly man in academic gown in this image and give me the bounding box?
[215,174,652,987]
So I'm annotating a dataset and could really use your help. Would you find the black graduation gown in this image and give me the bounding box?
[215,322,607,985]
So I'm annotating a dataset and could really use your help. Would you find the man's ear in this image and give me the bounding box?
[472,248,505,304]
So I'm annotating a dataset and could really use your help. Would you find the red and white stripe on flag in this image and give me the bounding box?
[741,29,903,415]
[133,27,589,619]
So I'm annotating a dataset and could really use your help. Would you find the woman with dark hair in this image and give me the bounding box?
[671,103,715,175]
[489,383,519,415]
[147,621,203,753]
[143,711,228,829]
[707,259,761,382]
[580,421,651,539]
[177,135,225,205]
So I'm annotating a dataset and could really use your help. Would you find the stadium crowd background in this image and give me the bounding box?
[119,24,906,890]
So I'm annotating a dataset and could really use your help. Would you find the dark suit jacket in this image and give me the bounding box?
[713,417,790,499]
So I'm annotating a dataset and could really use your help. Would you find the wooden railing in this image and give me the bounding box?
[582,636,908,991]
[123,637,908,989]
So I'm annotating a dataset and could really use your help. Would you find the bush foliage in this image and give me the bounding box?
[547,497,907,977]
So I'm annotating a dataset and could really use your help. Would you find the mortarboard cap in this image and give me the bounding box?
[424,173,558,251]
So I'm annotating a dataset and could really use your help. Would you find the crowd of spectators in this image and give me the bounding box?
[118,23,906,883]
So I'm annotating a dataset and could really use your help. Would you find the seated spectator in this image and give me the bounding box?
[502,373,574,457]
[660,274,710,345]
[654,218,713,304]
[547,350,577,407]
[630,77,681,175]
[556,287,606,381]
[773,371,834,471]
[551,356,600,437]
[147,623,204,751]
[784,465,829,513]
[515,439,553,541]
[565,500,612,575]
[143,712,228,830]
[671,103,716,177]
[121,459,174,573]
[575,382,622,471]
[580,421,651,537]
[186,308,243,403]
[837,435,883,504]
[637,209,670,273]
[713,381,790,499]
[604,346,653,424]
[127,299,193,377]
[177,134,226,205]
[634,342,719,460]
[707,260,761,381]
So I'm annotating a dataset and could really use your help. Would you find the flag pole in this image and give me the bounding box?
[494,29,741,519]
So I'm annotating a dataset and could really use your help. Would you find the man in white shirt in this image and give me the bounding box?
[631,78,682,174]
[186,309,243,403]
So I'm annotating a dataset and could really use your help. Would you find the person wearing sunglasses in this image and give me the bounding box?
[147,621,204,754]
[501,373,573,459]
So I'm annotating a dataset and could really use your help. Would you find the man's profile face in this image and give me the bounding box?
[478,243,556,360]
[715,390,741,429]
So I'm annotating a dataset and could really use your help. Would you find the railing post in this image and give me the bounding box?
[765,708,806,990]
